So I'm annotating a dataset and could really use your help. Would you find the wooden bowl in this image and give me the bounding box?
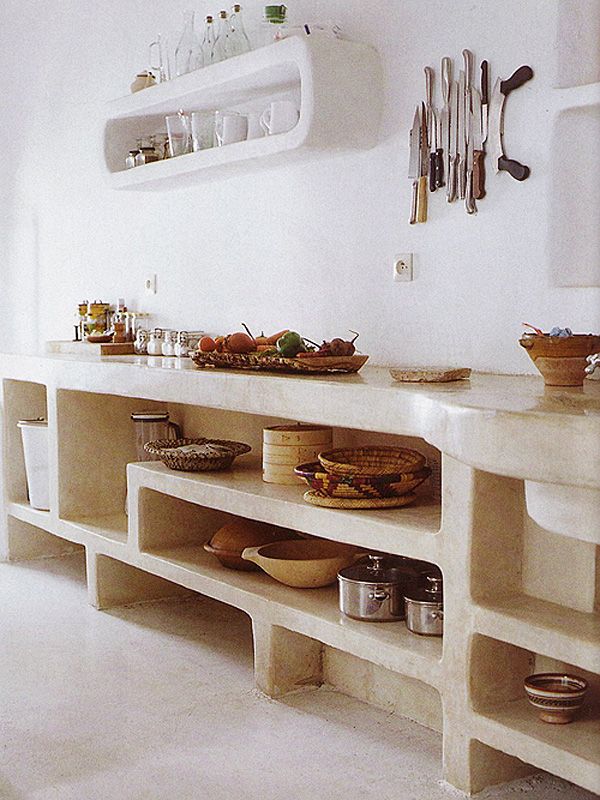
[318,446,427,478]
[241,539,360,588]
[524,673,588,724]
[203,520,300,571]
[519,333,600,387]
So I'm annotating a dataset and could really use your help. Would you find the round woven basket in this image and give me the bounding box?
[143,438,251,471]
[318,446,427,478]
[294,461,431,499]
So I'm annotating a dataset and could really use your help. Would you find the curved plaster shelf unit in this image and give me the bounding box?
[104,35,383,190]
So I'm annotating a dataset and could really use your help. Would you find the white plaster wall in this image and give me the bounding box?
[1,0,599,372]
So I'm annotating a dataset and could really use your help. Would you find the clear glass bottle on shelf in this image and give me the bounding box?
[212,10,232,63]
[175,10,201,76]
[228,4,252,56]
[200,15,217,66]
[260,4,288,46]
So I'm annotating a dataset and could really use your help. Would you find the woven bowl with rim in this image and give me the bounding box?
[294,461,431,499]
[318,446,427,478]
[143,438,251,471]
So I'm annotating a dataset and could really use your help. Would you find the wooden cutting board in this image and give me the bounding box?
[389,366,471,383]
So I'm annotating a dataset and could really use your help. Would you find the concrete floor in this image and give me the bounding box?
[0,554,597,800]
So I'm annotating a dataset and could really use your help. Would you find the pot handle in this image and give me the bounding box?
[241,546,261,563]
[430,609,444,620]
[368,589,389,604]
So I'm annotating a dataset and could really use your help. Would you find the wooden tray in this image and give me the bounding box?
[389,366,471,383]
[190,351,369,375]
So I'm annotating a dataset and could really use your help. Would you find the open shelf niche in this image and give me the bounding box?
[104,34,383,190]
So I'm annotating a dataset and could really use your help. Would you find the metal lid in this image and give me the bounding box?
[338,554,413,586]
[131,410,169,421]
[17,417,47,427]
[405,573,443,603]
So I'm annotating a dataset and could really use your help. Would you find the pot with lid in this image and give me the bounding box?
[404,572,444,636]
[338,554,416,622]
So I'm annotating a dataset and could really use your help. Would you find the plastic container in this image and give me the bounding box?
[17,418,49,510]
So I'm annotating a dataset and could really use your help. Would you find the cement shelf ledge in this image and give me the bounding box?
[471,700,600,795]
[473,596,600,676]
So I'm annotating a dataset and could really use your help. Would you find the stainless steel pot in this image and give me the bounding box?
[404,574,444,636]
[338,555,415,622]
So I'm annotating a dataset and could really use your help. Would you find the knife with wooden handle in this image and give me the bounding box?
[408,105,420,224]
[417,101,428,222]
[424,67,438,192]
[471,86,486,199]
[489,65,534,180]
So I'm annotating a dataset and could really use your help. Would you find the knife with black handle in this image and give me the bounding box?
[489,64,534,181]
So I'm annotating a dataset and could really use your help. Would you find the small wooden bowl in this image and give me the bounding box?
[204,520,300,571]
[524,673,588,724]
[519,333,600,387]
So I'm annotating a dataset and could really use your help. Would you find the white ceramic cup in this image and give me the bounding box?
[260,100,299,135]
[215,111,248,146]
[246,112,264,140]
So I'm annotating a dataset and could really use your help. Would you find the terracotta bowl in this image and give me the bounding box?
[204,520,300,571]
[294,461,431,499]
[524,673,588,724]
[241,539,360,588]
[519,333,600,387]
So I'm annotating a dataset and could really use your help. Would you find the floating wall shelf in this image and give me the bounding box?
[104,35,383,190]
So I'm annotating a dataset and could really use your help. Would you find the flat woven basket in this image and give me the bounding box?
[318,446,427,478]
[294,461,431,499]
[189,351,368,374]
[143,438,251,472]
[303,491,417,509]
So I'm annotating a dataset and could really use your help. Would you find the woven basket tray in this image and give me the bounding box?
[318,446,427,478]
[189,351,368,374]
[294,461,431,499]
[303,491,417,509]
[143,438,251,471]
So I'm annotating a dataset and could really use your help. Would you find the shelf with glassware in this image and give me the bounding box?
[105,33,383,190]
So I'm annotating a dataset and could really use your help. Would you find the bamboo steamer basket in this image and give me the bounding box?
[262,424,332,485]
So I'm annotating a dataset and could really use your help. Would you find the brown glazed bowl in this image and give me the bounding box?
[524,673,588,724]
[519,333,600,386]
[204,520,300,571]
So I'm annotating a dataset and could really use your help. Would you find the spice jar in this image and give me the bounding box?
[147,329,163,356]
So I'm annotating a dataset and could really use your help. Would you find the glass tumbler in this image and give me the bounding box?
[166,111,192,157]
[191,111,215,151]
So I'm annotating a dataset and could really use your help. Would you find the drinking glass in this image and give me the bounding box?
[166,111,192,157]
[191,111,215,151]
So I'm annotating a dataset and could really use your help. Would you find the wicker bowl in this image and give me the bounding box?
[143,438,251,471]
[294,461,431,499]
[318,446,427,478]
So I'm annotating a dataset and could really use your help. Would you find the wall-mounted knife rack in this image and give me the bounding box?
[408,49,534,224]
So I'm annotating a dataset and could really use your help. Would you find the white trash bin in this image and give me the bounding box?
[17,418,50,511]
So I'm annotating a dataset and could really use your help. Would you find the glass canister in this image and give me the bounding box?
[147,329,164,356]
[134,328,149,354]
[131,411,182,461]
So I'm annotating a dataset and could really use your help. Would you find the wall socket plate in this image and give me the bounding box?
[144,274,157,295]
[394,254,413,282]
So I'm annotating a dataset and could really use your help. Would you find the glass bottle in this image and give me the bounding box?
[175,10,201,76]
[212,10,232,63]
[200,15,217,66]
[228,4,252,56]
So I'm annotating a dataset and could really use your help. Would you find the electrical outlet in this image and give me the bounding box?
[393,254,413,282]
[144,274,157,295]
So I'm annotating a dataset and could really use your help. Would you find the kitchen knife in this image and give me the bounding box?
[408,105,420,224]
[447,80,458,202]
[462,49,473,129]
[424,67,437,191]
[417,101,428,222]
[481,59,489,142]
[457,69,466,199]
[471,86,486,199]
[440,57,452,186]
[464,109,477,215]
[488,65,534,180]
[435,113,445,188]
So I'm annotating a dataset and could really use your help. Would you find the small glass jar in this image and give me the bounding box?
[134,328,149,354]
[260,4,288,46]
[147,329,163,356]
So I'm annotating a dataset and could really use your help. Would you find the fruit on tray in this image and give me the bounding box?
[196,325,362,359]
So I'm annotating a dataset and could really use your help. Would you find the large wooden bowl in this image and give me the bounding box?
[519,333,600,386]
